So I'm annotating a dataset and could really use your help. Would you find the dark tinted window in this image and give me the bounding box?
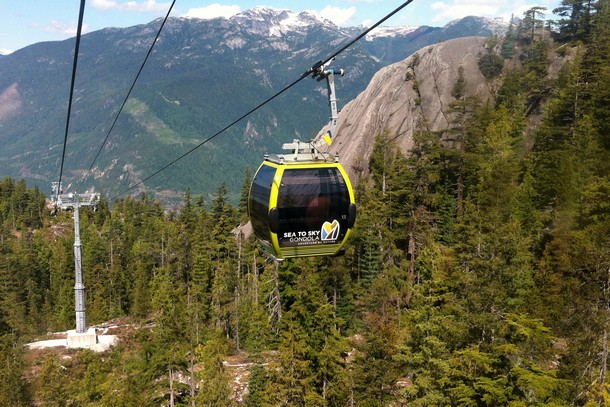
[249,164,276,244]
[277,167,350,248]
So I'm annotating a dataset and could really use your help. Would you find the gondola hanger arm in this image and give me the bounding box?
[311,59,344,149]
[279,60,345,163]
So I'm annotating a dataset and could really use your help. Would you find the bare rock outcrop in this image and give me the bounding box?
[323,36,491,180]
[0,82,22,122]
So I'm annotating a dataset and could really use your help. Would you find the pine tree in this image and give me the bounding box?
[581,0,610,148]
[174,189,196,284]
[0,238,26,334]
[520,7,547,44]
[262,269,349,405]
[501,20,519,59]
[244,362,268,407]
[395,238,462,406]
[553,0,596,42]
[478,42,504,80]
[36,354,70,406]
[47,234,76,330]
[196,332,233,406]
[0,335,29,406]
[191,202,214,328]
[445,67,481,223]
[151,265,188,346]
[263,313,315,406]
[352,270,405,405]
[130,240,152,320]
[239,165,253,219]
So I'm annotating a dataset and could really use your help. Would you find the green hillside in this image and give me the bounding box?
[0,14,502,204]
[1,2,609,405]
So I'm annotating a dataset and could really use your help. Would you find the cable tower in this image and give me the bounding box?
[51,183,100,346]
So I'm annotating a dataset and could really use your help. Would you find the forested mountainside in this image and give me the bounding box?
[1,1,610,405]
[0,9,503,204]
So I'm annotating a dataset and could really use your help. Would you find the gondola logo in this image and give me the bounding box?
[321,220,340,241]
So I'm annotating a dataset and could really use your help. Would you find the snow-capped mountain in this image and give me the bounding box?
[0,8,504,201]
[229,7,336,37]
[365,25,419,40]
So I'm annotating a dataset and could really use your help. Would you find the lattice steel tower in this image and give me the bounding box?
[51,182,99,333]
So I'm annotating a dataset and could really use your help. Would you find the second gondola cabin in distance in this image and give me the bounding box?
[248,62,356,260]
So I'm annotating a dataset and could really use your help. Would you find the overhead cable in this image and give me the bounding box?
[111,0,417,202]
[110,74,309,201]
[303,0,415,77]
[77,0,176,191]
[57,0,86,193]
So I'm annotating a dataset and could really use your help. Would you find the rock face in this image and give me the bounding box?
[324,36,491,180]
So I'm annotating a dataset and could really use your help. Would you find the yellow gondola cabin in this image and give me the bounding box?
[248,63,357,260]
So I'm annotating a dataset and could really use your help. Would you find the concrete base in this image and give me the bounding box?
[67,328,98,348]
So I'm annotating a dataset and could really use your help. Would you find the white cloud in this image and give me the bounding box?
[90,0,119,10]
[36,21,90,37]
[345,0,381,4]
[500,1,556,20]
[430,0,557,22]
[90,0,171,13]
[316,6,358,26]
[182,4,241,20]
[430,0,505,22]
[0,48,12,55]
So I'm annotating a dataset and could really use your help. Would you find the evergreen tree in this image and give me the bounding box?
[263,312,315,406]
[239,165,253,218]
[174,189,196,284]
[351,256,408,405]
[244,362,268,407]
[191,200,215,328]
[553,0,596,42]
[519,7,547,45]
[501,20,519,59]
[445,67,481,223]
[130,240,152,320]
[0,335,29,406]
[478,41,504,80]
[395,239,461,406]
[36,354,70,406]
[581,0,610,148]
[195,332,233,406]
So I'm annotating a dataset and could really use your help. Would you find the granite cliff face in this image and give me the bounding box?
[325,36,491,180]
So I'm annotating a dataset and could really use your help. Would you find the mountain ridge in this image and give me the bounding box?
[0,10,507,203]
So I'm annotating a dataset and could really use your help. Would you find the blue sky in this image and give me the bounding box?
[1,0,561,54]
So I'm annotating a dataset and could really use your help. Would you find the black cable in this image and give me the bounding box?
[110,73,309,201]
[57,0,86,193]
[302,0,415,77]
[77,0,176,191]
[110,0,417,202]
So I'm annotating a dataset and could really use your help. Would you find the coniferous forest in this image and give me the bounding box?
[1,1,610,405]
